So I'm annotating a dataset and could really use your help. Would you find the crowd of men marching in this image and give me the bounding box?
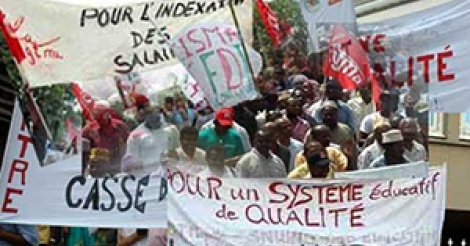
[1,44,428,245]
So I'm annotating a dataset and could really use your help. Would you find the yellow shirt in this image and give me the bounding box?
[288,147,348,179]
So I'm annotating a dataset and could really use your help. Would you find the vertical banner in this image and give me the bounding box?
[299,0,357,53]
[168,164,446,245]
[0,100,168,228]
[171,23,262,110]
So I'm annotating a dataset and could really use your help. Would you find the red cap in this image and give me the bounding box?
[132,94,149,108]
[214,108,234,126]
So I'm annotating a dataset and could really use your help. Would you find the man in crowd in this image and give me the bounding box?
[201,108,252,153]
[358,122,392,170]
[275,117,304,172]
[237,129,287,178]
[172,126,206,165]
[288,140,347,179]
[370,129,409,168]
[399,118,427,162]
[285,97,310,142]
[82,104,130,177]
[347,86,375,130]
[124,106,180,175]
[198,108,245,161]
[319,100,354,145]
[360,90,399,143]
[261,122,291,171]
[199,145,238,177]
[309,79,357,131]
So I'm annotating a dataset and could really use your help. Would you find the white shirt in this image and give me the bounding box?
[125,123,180,175]
[360,112,390,135]
[201,120,252,152]
[279,138,304,172]
[236,148,287,178]
[357,141,383,170]
[403,141,427,162]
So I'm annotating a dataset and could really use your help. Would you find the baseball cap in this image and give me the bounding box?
[215,108,234,127]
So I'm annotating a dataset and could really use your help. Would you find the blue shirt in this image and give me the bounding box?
[0,223,39,246]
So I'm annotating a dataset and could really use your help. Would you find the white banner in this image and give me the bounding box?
[335,161,429,180]
[168,164,446,245]
[359,0,470,112]
[171,23,262,110]
[299,0,357,52]
[0,100,167,228]
[0,0,252,87]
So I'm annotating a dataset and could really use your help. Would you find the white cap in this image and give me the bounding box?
[382,129,404,144]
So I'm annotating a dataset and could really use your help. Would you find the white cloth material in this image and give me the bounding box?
[236,149,287,178]
[201,120,252,152]
[357,141,383,170]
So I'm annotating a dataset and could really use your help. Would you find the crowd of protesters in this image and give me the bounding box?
[1,43,428,246]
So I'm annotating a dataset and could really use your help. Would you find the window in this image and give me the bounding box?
[459,113,470,140]
[430,113,445,138]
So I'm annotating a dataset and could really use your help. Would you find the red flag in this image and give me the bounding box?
[323,24,381,107]
[0,10,26,63]
[71,83,95,123]
[256,0,284,47]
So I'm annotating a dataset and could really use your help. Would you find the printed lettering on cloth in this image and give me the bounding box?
[299,0,357,52]
[358,0,469,112]
[0,100,167,228]
[168,164,446,245]
[0,0,252,87]
[171,23,262,110]
[323,24,370,90]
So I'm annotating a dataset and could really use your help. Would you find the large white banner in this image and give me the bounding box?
[171,23,262,110]
[299,0,357,52]
[359,0,470,112]
[0,0,252,87]
[0,100,167,228]
[168,164,446,245]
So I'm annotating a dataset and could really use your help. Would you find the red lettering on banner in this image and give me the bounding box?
[1,120,33,213]
[8,159,28,185]
[350,203,365,227]
[167,169,222,200]
[1,188,23,213]
[17,134,32,158]
[417,53,435,83]
[437,45,455,82]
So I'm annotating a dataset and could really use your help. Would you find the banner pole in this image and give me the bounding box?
[229,3,256,83]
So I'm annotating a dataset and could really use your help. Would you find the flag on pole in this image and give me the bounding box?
[256,0,285,48]
[71,83,95,123]
[323,24,381,107]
